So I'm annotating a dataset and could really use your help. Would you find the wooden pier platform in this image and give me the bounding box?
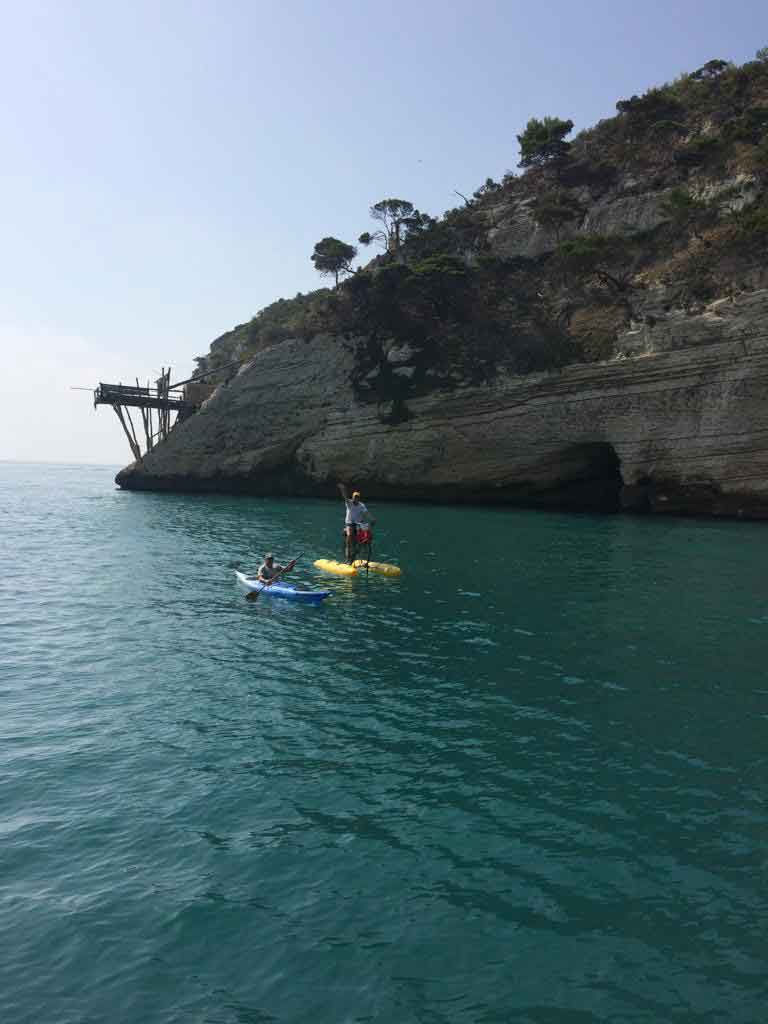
[89,358,242,461]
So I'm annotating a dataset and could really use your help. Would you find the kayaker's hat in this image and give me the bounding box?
[265,552,274,560]
[352,491,361,500]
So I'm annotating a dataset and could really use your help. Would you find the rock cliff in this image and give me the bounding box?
[116,55,768,518]
[117,289,768,518]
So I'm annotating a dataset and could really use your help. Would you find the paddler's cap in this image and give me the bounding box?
[352,491,361,499]
[265,552,274,560]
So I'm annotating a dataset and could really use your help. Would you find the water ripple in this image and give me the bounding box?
[1,464,767,1022]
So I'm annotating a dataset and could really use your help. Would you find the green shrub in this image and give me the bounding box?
[531,191,584,239]
[517,116,574,169]
[659,187,710,238]
[673,134,724,169]
[615,88,684,134]
[690,59,730,81]
[735,202,768,239]
[726,106,768,144]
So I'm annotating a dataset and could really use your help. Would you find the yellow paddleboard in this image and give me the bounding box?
[352,559,402,577]
[314,558,357,576]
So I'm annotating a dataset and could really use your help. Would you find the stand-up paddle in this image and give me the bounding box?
[245,554,303,602]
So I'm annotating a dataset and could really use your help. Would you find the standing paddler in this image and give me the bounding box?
[338,483,375,562]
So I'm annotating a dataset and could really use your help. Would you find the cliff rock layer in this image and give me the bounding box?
[117,56,768,516]
[117,289,768,518]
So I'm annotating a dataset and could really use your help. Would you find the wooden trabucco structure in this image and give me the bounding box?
[93,360,241,461]
[94,367,187,461]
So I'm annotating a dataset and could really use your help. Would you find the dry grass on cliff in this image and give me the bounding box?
[568,304,631,362]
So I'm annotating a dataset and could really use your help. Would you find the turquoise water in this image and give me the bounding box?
[2,461,767,1023]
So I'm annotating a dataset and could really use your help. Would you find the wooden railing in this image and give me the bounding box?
[94,383,188,411]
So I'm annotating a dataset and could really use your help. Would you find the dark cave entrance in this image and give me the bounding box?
[538,441,623,512]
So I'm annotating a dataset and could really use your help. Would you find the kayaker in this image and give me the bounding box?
[256,553,294,585]
[338,483,375,561]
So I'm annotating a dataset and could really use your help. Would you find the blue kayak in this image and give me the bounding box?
[235,571,330,604]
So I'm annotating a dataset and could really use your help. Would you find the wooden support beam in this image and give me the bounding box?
[146,383,154,451]
[123,404,142,460]
[158,367,165,440]
[137,378,151,452]
[112,405,141,461]
[163,367,172,439]
[96,363,193,455]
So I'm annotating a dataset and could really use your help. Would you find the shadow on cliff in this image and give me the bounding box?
[116,441,624,513]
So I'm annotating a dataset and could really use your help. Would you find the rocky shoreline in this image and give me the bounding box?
[117,289,768,520]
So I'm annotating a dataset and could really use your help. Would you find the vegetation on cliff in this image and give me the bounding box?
[310,237,357,287]
[195,51,768,392]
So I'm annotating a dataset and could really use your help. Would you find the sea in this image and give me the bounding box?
[1,461,766,1023]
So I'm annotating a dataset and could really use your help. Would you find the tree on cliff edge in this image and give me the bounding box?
[359,199,424,257]
[311,237,357,286]
[557,235,639,295]
[517,116,574,171]
[532,191,585,241]
[659,188,710,241]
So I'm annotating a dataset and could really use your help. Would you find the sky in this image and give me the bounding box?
[1,0,765,464]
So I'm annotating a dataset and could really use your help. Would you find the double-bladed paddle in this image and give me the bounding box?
[245,554,303,602]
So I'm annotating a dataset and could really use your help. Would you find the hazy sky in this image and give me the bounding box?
[1,0,765,463]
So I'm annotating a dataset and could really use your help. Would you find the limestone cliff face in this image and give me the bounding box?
[484,181,671,260]
[118,60,768,515]
[117,289,768,518]
[483,172,759,261]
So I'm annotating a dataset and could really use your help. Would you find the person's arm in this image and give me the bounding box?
[338,482,349,504]
[263,560,293,586]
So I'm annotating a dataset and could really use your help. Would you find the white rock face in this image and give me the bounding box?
[485,188,672,260]
[485,176,760,262]
[581,191,670,236]
[694,173,759,214]
[118,291,768,518]
[486,198,555,259]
